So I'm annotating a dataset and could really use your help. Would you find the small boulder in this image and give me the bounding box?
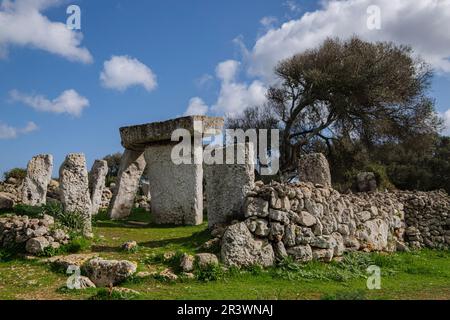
[25,236,49,255]
[121,241,138,252]
[0,192,14,210]
[221,222,275,267]
[180,254,195,272]
[195,253,219,269]
[83,258,137,287]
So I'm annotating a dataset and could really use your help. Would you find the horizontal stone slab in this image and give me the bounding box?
[120,116,224,150]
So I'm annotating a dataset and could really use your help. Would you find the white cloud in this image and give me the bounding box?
[443,109,450,136]
[195,73,213,88]
[211,60,267,116]
[216,60,240,83]
[260,16,278,28]
[184,97,208,116]
[0,0,92,63]
[283,1,302,14]
[100,55,157,92]
[0,121,38,139]
[10,89,89,117]
[249,0,450,81]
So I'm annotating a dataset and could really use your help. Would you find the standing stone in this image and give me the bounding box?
[89,160,109,215]
[145,142,203,225]
[59,153,92,237]
[108,150,146,220]
[298,153,331,187]
[205,143,255,228]
[21,154,53,206]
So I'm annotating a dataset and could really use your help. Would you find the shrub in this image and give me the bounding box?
[90,288,140,300]
[3,168,26,182]
[13,203,87,235]
[194,263,225,282]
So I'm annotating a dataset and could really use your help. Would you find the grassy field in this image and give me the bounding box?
[0,209,449,300]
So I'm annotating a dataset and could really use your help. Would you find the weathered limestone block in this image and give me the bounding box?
[59,153,92,237]
[88,160,109,215]
[205,143,255,228]
[83,258,137,287]
[108,150,146,220]
[145,143,203,225]
[21,154,53,206]
[120,116,224,150]
[221,222,275,267]
[298,153,331,187]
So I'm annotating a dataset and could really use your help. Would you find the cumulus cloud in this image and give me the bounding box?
[10,89,89,117]
[211,60,267,116]
[0,0,92,63]
[100,55,157,92]
[184,97,209,116]
[443,109,450,136]
[0,121,38,139]
[216,60,240,83]
[249,0,450,81]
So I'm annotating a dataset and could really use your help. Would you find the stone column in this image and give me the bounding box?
[144,142,203,225]
[21,154,53,206]
[89,160,109,215]
[205,143,255,228]
[108,150,146,220]
[298,153,332,187]
[59,153,92,237]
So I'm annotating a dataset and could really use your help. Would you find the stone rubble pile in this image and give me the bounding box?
[220,181,450,267]
[0,214,70,255]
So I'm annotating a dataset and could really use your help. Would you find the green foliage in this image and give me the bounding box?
[13,204,44,218]
[3,168,26,182]
[13,203,86,235]
[194,263,225,282]
[90,288,141,300]
[103,152,122,183]
[63,236,92,254]
[35,236,91,258]
[0,249,15,262]
[321,290,367,300]
[331,136,450,193]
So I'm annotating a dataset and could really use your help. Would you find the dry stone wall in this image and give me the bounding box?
[221,181,450,267]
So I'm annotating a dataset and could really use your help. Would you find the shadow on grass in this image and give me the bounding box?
[89,228,212,254]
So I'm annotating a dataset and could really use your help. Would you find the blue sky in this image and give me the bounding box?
[1,0,450,176]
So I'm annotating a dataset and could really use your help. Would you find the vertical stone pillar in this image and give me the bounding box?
[89,160,109,215]
[21,154,53,206]
[205,143,255,228]
[108,150,146,220]
[59,153,92,237]
[144,141,203,225]
[298,153,331,187]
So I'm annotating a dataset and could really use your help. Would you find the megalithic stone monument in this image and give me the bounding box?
[113,116,224,225]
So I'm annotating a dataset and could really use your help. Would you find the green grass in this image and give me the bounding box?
[1,208,449,300]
